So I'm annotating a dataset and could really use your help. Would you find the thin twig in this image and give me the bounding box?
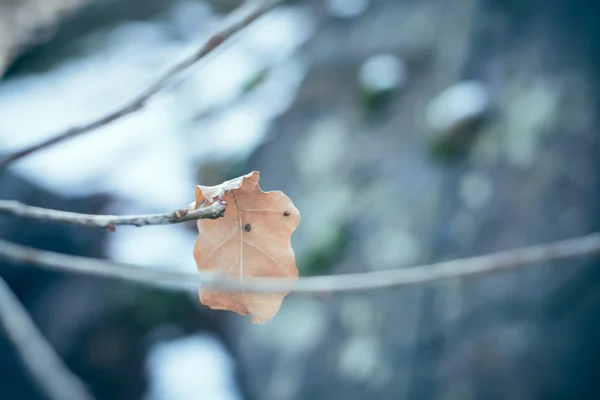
[0,233,599,293]
[0,277,95,400]
[0,0,282,167]
[0,200,226,230]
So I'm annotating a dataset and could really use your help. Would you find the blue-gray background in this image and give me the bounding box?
[1,0,599,399]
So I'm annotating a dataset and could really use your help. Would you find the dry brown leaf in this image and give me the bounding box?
[192,171,300,324]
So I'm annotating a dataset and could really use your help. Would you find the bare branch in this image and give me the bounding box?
[0,277,95,400]
[0,0,282,167]
[1,233,599,293]
[0,200,226,229]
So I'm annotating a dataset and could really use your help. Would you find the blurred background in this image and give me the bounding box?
[1,0,599,398]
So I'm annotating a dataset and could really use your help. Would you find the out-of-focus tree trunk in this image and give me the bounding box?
[0,0,88,76]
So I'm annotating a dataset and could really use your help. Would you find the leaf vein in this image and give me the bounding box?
[204,227,237,267]
[243,240,294,278]
[240,208,282,214]
[232,191,247,309]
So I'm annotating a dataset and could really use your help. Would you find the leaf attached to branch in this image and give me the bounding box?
[192,171,300,324]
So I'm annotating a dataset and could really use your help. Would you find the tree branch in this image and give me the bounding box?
[0,277,95,400]
[0,200,226,230]
[1,233,599,293]
[0,0,282,167]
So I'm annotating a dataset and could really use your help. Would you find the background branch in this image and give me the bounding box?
[0,200,226,230]
[1,233,599,293]
[0,277,95,400]
[0,0,282,167]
